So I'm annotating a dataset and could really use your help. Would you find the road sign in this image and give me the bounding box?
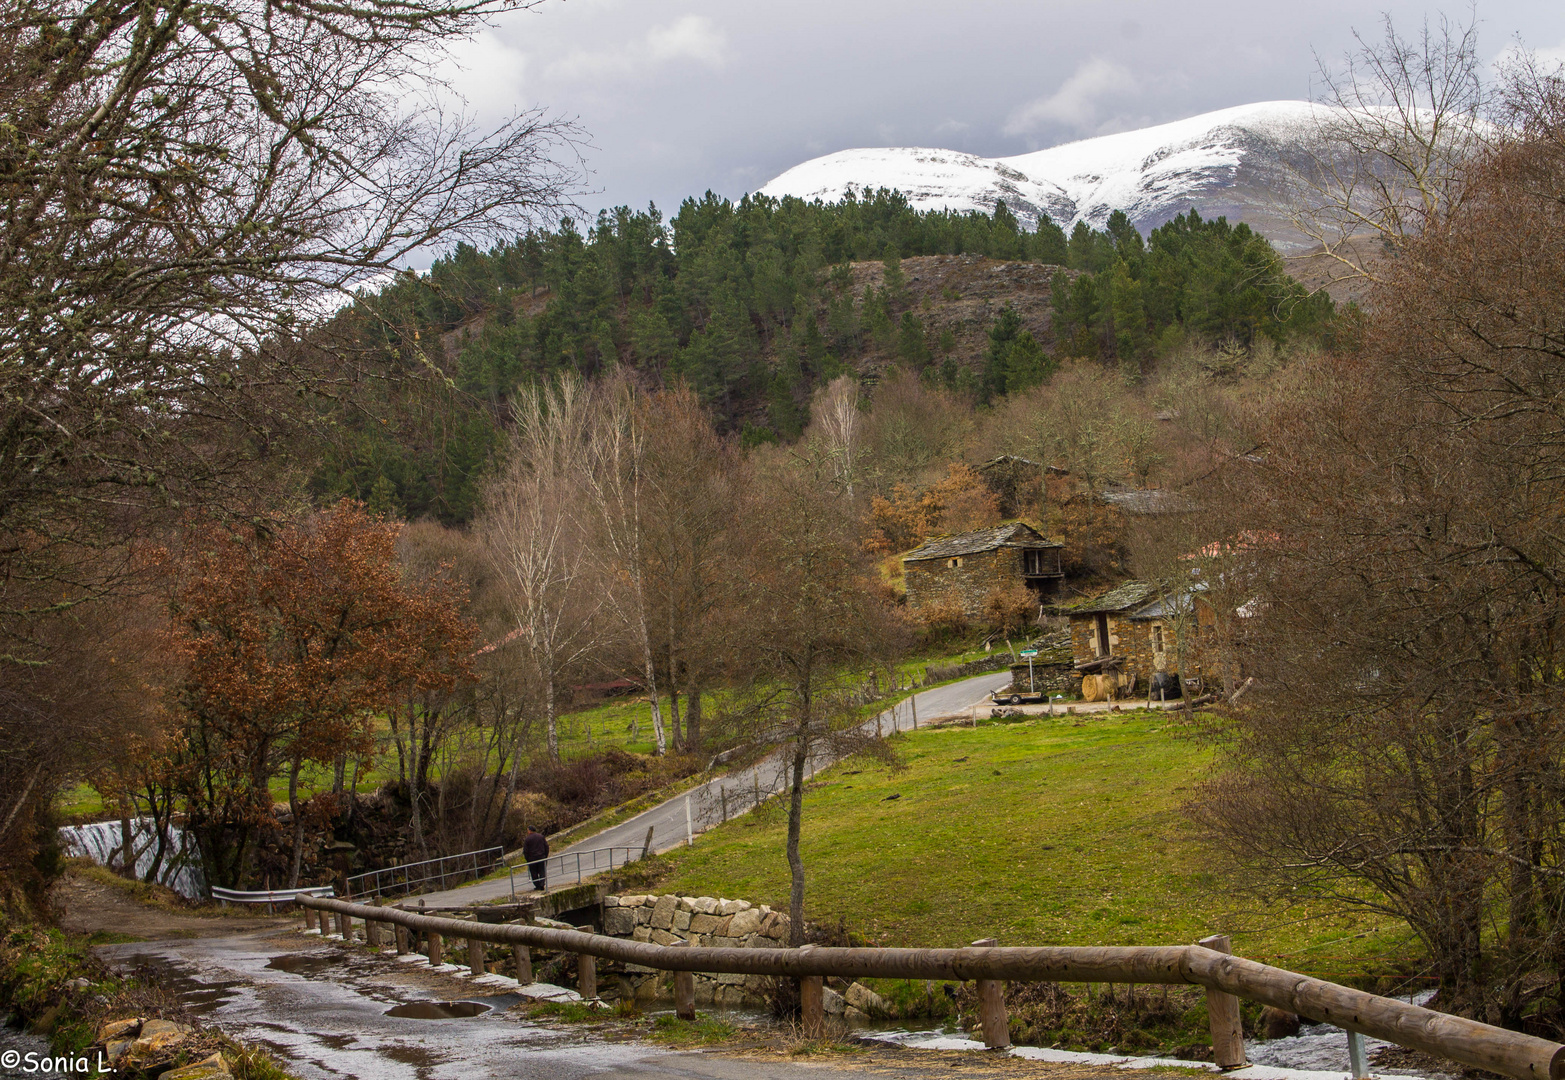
[1019,649,1038,657]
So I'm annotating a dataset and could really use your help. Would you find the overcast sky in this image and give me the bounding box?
[439,0,1565,228]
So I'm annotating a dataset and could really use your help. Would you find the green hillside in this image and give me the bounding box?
[639,711,1420,980]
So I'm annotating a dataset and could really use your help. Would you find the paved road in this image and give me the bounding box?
[412,671,1011,907]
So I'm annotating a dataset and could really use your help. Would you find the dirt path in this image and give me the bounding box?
[51,867,292,940]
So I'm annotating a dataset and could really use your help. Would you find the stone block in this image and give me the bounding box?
[845,1005,869,1023]
[717,899,751,916]
[604,907,636,936]
[633,906,651,925]
[715,970,745,985]
[632,926,652,943]
[758,912,784,937]
[728,908,762,936]
[625,963,658,974]
[676,896,695,912]
[691,896,719,914]
[603,896,620,907]
[689,913,722,934]
[650,928,680,946]
[161,1054,230,1080]
[672,909,692,931]
[649,895,678,930]
[710,935,739,948]
[822,987,846,1014]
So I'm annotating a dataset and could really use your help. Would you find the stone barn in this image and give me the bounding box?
[1065,580,1216,701]
[903,522,1064,620]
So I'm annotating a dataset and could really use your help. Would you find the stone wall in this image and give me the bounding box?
[598,893,789,1006]
[595,893,892,1017]
[905,548,1021,620]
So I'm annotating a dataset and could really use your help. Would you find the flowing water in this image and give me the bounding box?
[56,818,205,899]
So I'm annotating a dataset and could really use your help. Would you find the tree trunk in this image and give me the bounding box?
[288,759,305,888]
[786,733,809,947]
[685,682,702,750]
[332,754,347,796]
[546,671,559,762]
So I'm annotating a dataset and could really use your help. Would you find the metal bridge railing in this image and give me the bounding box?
[347,846,504,898]
[507,845,644,898]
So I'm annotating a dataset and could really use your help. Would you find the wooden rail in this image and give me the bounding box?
[301,895,1565,1080]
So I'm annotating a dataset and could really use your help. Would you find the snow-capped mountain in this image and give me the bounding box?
[758,102,1328,250]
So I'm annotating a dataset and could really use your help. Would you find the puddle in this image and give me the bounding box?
[384,1001,493,1019]
[266,954,338,975]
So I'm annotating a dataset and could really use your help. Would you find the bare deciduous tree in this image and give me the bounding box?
[1282,12,1490,288]
[479,376,603,764]
[1196,85,1565,1029]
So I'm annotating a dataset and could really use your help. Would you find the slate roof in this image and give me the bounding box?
[1100,488,1197,515]
[904,522,1060,562]
[1065,580,1161,615]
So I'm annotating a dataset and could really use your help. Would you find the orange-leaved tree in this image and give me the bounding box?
[167,501,474,888]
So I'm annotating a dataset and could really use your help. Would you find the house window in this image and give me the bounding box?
[1152,624,1164,653]
[947,556,964,568]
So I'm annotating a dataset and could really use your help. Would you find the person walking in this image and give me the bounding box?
[522,828,549,892]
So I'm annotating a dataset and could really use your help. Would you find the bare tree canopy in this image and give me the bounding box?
[1284,12,1492,287]
[0,0,585,635]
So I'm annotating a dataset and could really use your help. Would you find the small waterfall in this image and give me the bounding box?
[58,817,206,899]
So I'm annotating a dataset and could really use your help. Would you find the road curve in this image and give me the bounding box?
[413,670,1010,907]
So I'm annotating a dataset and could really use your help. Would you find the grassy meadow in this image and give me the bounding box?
[638,710,1423,981]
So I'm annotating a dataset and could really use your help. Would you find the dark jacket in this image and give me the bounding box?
[522,831,549,863]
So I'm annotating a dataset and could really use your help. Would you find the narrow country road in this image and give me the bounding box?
[411,670,1011,908]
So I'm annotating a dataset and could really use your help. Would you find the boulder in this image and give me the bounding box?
[97,1018,142,1043]
[649,895,678,930]
[822,987,846,1015]
[1261,1006,1301,1040]
[139,1019,189,1039]
[845,1005,869,1023]
[604,907,636,936]
[676,896,696,912]
[104,1039,133,1063]
[845,982,890,1017]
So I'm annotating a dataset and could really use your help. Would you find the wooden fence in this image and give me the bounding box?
[299,895,1565,1080]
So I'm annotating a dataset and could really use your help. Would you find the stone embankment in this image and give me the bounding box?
[596,893,889,1017]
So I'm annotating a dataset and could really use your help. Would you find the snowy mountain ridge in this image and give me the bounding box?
[758,101,1331,249]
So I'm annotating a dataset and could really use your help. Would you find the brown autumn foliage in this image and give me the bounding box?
[1191,76,1565,1031]
[864,462,1001,555]
[165,501,475,888]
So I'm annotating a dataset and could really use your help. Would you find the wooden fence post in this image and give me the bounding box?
[514,943,533,984]
[468,931,486,976]
[303,905,316,932]
[1199,934,1247,1069]
[971,938,1010,1049]
[799,944,824,1038]
[427,932,443,966]
[671,941,695,1020]
[394,923,408,955]
[578,951,597,999]
[336,911,349,940]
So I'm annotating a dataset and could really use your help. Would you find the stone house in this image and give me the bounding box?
[903,522,1064,620]
[1065,580,1216,700]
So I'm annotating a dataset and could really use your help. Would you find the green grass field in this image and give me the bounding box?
[639,710,1423,980]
